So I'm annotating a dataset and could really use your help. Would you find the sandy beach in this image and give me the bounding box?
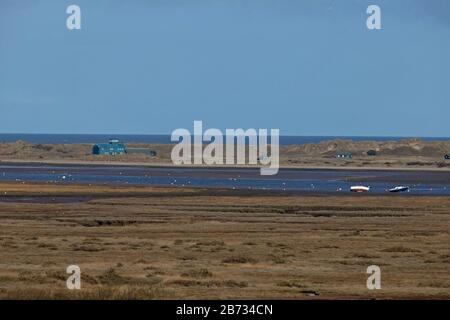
[1,139,450,171]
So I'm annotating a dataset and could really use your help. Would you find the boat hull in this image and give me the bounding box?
[388,186,409,193]
[350,186,370,192]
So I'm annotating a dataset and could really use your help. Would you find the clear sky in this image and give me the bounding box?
[1,0,449,136]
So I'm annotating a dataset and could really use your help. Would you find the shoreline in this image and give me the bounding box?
[0,181,448,200]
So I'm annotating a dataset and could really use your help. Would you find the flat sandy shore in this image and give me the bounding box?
[2,158,450,172]
[0,182,449,299]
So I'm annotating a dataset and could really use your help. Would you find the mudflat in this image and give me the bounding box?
[0,182,449,299]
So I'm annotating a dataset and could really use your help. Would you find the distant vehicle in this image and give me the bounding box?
[388,186,409,193]
[445,154,450,160]
[336,152,352,159]
[350,185,370,192]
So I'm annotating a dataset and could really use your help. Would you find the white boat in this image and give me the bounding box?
[388,186,409,193]
[350,185,370,193]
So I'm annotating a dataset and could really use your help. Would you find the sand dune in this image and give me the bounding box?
[1,139,450,170]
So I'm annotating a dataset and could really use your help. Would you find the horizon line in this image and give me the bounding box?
[1,133,450,139]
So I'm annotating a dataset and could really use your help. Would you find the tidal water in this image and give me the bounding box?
[0,164,449,195]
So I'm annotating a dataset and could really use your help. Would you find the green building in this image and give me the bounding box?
[92,139,126,155]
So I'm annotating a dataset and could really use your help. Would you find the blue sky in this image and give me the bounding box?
[0,0,449,136]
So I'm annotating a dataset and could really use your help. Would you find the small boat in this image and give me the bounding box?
[388,186,409,193]
[350,185,370,192]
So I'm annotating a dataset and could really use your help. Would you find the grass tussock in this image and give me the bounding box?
[167,279,248,288]
[98,268,128,285]
[222,256,257,264]
[381,246,421,253]
[181,268,213,279]
[0,286,167,300]
[276,280,306,288]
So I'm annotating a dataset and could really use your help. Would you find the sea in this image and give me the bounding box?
[0,134,449,145]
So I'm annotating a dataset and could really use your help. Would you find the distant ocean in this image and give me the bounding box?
[0,134,449,145]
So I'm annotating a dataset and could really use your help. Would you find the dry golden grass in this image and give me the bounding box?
[0,182,449,299]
